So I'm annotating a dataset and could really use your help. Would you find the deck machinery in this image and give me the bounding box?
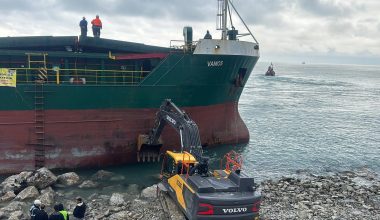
[138,99,261,220]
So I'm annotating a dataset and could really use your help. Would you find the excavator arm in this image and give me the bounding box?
[137,99,203,162]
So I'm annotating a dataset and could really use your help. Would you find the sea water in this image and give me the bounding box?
[240,62,380,181]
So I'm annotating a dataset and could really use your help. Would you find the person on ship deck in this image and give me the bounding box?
[91,15,102,38]
[79,17,87,37]
[204,30,212,39]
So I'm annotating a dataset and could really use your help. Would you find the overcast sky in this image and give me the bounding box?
[1,0,379,65]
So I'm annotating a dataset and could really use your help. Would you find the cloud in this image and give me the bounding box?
[0,0,379,64]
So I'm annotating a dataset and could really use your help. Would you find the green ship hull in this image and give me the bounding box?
[0,36,259,173]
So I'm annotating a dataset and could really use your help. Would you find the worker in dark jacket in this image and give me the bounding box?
[73,197,86,220]
[30,199,41,220]
[35,204,49,220]
[79,17,87,37]
[49,205,64,220]
[204,30,212,39]
[91,15,102,38]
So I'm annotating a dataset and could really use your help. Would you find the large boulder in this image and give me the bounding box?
[109,193,125,206]
[27,167,57,190]
[0,201,26,219]
[15,186,39,201]
[0,191,16,202]
[0,171,32,195]
[38,187,56,206]
[57,172,80,186]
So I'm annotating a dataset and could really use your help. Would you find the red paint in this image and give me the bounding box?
[0,102,249,174]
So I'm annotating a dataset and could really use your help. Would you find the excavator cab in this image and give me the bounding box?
[161,151,198,178]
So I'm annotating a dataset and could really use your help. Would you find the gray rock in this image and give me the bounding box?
[108,211,130,220]
[38,187,56,206]
[91,170,115,181]
[141,185,157,199]
[15,185,39,201]
[0,201,26,219]
[78,180,98,188]
[8,210,25,220]
[57,172,80,186]
[109,193,125,206]
[27,167,57,190]
[0,191,16,202]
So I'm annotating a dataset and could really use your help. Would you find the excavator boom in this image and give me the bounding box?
[137,99,203,162]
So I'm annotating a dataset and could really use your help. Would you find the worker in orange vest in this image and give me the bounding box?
[91,15,102,38]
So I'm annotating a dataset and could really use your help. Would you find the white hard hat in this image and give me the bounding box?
[34,199,41,206]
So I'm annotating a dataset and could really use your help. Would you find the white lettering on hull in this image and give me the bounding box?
[207,61,223,67]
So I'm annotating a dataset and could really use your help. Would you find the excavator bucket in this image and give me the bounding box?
[137,134,163,162]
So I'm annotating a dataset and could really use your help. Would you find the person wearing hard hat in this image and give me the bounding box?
[29,199,41,220]
[91,15,102,38]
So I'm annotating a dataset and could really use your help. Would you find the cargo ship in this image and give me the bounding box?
[0,0,259,173]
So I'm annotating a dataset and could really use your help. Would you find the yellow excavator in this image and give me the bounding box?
[138,99,261,220]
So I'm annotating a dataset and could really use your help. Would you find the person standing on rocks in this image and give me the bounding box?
[49,204,64,220]
[73,197,86,220]
[30,199,41,220]
[58,203,70,220]
[36,204,49,220]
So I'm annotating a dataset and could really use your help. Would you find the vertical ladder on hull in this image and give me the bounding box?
[27,53,47,69]
[34,80,45,169]
[26,53,48,169]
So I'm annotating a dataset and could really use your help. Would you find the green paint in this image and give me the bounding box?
[0,53,258,111]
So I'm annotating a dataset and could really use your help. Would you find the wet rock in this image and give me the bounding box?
[15,185,39,201]
[109,193,125,206]
[78,180,98,188]
[127,184,140,195]
[56,172,80,186]
[91,170,115,181]
[140,185,157,198]
[27,167,57,190]
[0,191,16,202]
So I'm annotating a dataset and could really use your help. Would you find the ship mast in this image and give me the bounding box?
[217,0,259,44]
[221,0,228,40]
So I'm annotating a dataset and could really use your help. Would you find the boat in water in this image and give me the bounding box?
[0,0,260,173]
[265,63,275,76]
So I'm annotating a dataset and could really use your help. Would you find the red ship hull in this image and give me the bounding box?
[0,102,248,174]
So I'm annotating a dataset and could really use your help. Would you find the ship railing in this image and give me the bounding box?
[170,40,199,53]
[12,67,149,85]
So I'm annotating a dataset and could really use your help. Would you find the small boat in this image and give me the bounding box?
[265,63,275,76]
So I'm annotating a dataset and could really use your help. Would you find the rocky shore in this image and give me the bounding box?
[0,167,378,220]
